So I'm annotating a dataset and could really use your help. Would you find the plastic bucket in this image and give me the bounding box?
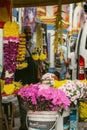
[26,111,59,130]
[56,109,70,130]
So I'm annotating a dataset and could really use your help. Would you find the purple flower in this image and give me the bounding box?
[3,37,19,83]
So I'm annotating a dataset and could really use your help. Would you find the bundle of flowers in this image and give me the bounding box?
[17,83,71,113]
[2,81,23,95]
[32,47,46,61]
[59,80,87,106]
[41,73,67,88]
[41,73,57,86]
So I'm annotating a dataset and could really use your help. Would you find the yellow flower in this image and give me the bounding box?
[16,62,28,70]
[3,21,19,37]
[39,54,46,60]
[53,80,68,88]
[80,80,87,85]
[13,81,23,90]
[79,101,87,121]
[54,80,61,88]
[32,54,39,60]
[3,84,15,95]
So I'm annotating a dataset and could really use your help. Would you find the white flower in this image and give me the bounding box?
[60,80,87,106]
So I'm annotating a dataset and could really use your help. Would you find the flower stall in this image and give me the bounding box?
[1,1,87,130]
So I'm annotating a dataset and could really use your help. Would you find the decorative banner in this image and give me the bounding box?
[36,6,46,20]
[22,7,36,32]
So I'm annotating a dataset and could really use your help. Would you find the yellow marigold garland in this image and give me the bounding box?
[16,33,28,69]
[3,21,19,37]
[17,33,26,61]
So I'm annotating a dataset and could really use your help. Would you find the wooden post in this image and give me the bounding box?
[0,81,3,130]
[0,68,5,130]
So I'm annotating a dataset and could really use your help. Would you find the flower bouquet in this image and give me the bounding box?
[17,83,71,113]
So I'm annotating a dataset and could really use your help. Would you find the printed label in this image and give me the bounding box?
[27,117,55,130]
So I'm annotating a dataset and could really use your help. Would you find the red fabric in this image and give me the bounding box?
[0,0,12,28]
[0,22,5,28]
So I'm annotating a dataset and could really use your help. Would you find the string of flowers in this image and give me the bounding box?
[36,23,43,52]
[53,1,64,54]
[3,21,19,84]
[16,33,28,70]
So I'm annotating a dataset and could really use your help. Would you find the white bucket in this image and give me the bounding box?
[56,109,70,130]
[26,111,59,130]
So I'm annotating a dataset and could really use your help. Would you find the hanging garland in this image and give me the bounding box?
[16,33,28,70]
[3,21,19,84]
[36,23,43,51]
[53,1,64,54]
[32,23,47,61]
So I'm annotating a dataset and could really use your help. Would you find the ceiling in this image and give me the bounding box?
[10,0,87,8]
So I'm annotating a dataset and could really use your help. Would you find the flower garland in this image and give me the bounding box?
[53,1,64,54]
[3,21,19,84]
[16,33,28,70]
[36,23,43,52]
[32,47,46,61]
